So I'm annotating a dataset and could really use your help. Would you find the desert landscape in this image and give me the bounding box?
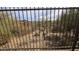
[0,8,79,51]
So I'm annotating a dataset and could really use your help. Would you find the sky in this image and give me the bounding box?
[0,0,79,7]
[0,0,79,21]
[0,7,63,21]
[9,9,61,21]
[9,8,63,21]
[0,6,67,21]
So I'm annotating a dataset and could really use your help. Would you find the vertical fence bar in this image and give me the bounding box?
[9,7,16,49]
[64,8,68,48]
[62,8,65,48]
[70,8,74,48]
[17,7,23,49]
[25,8,29,49]
[59,8,62,48]
[66,9,69,49]
[17,7,24,49]
[30,7,34,50]
[12,7,18,49]
[65,9,68,48]
[0,10,4,49]
[55,8,57,49]
[49,8,52,49]
[71,8,75,49]
[68,9,72,49]
[5,7,13,48]
[57,8,60,48]
[17,7,22,49]
[71,8,74,48]
[13,7,20,49]
[26,8,31,50]
[24,8,28,49]
[42,7,46,49]
[34,7,37,48]
[21,7,26,48]
[53,8,56,50]
[45,8,48,50]
[19,7,25,48]
[50,8,52,33]
[61,8,64,48]
[56,8,59,48]
[46,8,48,35]
[38,7,40,49]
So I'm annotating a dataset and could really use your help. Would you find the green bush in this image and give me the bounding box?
[0,33,9,46]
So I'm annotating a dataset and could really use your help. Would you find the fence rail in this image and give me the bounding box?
[0,7,79,51]
[0,7,79,11]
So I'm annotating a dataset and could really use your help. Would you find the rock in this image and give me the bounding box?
[0,38,8,45]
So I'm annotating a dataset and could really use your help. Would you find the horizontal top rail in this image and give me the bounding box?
[0,7,79,11]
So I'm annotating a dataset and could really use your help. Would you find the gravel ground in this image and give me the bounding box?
[0,31,78,51]
[0,31,47,49]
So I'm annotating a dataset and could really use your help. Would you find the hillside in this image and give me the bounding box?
[0,13,32,45]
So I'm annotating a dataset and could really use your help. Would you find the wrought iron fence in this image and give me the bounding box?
[0,7,79,51]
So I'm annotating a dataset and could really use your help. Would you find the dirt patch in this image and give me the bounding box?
[0,31,47,49]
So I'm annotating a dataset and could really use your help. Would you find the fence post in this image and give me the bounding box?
[72,32,78,51]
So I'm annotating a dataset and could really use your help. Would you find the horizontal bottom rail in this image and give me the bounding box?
[0,47,79,51]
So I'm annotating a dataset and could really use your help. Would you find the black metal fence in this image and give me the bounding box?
[0,7,79,51]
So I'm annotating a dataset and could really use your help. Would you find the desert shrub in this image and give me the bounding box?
[11,29,20,36]
[0,33,9,46]
[44,34,73,47]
